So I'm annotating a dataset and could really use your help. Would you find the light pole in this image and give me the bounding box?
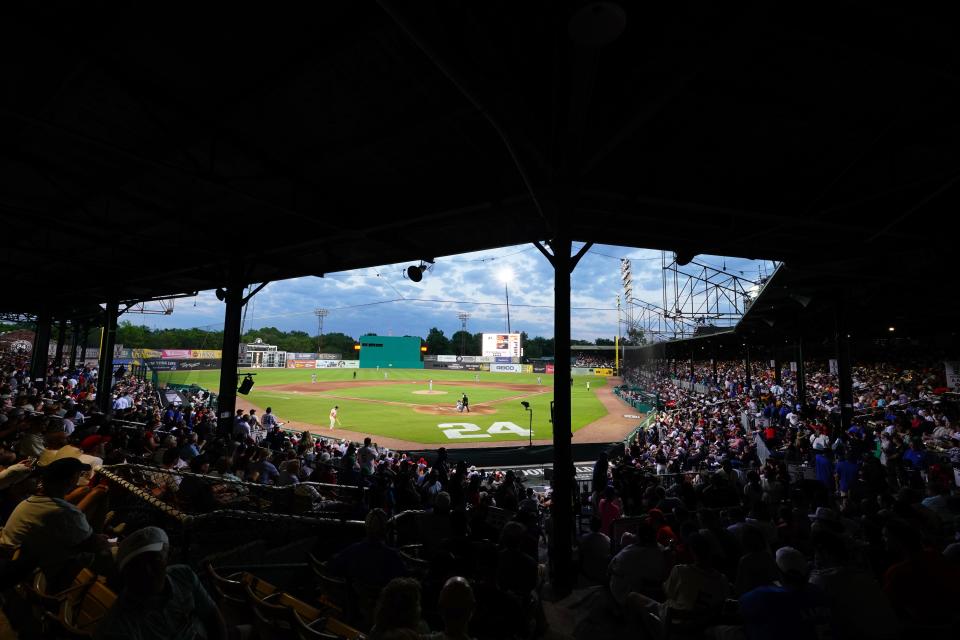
[521,400,533,446]
[498,268,514,334]
[314,308,328,354]
[457,311,470,355]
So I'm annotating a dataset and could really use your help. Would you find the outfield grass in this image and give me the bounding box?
[160,368,610,444]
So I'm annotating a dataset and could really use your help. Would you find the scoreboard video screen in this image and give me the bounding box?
[481,333,521,359]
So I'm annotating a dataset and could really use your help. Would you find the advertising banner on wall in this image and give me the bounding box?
[593,367,614,376]
[190,349,222,359]
[316,360,360,368]
[424,361,483,371]
[481,333,521,359]
[145,359,220,371]
[521,364,533,373]
[437,355,458,362]
[545,364,555,374]
[131,349,162,359]
[161,349,192,359]
[145,359,178,371]
[533,365,546,373]
[286,359,317,369]
[490,363,522,373]
[175,359,222,371]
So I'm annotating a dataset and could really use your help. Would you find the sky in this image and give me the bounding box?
[136,243,775,342]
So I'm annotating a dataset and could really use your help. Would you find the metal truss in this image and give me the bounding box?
[621,253,780,342]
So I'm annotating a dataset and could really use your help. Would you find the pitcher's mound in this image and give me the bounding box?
[413,390,448,395]
[413,405,496,416]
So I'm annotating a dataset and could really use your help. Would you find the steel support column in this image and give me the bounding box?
[550,235,574,597]
[796,337,807,410]
[30,310,52,388]
[54,319,67,369]
[744,343,752,392]
[836,302,854,432]
[96,301,119,413]
[217,278,244,437]
[79,323,89,365]
[69,322,80,370]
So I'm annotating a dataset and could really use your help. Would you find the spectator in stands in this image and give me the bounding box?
[370,577,430,639]
[597,485,621,536]
[809,530,900,639]
[261,406,278,430]
[248,448,279,485]
[95,526,226,640]
[624,533,729,628]
[608,519,668,605]
[328,508,406,588]
[0,458,111,590]
[578,517,610,583]
[734,525,778,596]
[496,521,539,599]
[882,517,960,627]
[424,576,476,640]
[739,546,833,640]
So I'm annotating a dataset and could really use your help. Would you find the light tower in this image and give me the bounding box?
[620,259,633,339]
[314,308,329,354]
[497,268,514,334]
[457,311,471,355]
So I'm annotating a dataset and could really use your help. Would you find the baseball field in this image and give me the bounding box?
[159,368,636,447]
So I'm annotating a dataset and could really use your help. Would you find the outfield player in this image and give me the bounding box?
[311,372,317,384]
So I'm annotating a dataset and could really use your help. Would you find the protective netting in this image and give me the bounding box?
[98,464,368,565]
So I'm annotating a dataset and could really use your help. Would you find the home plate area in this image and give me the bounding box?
[412,404,497,415]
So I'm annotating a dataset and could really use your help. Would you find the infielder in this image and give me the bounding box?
[329,405,339,430]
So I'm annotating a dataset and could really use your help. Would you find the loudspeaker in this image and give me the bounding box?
[238,375,255,395]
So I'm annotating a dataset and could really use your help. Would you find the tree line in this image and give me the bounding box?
[2,321,643,358]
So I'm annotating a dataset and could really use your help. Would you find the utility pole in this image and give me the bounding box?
[457,312,470,355]
[314,308,329,354]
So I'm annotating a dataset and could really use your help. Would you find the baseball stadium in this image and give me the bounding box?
[3,4,960,639]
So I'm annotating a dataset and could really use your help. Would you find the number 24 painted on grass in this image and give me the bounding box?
[438,422,531,439]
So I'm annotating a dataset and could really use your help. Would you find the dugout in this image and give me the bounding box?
[358,335,423,369]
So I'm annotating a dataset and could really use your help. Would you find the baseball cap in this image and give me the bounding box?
[116,526,169,572]
[775,546,808,577]
[41,457,91,483]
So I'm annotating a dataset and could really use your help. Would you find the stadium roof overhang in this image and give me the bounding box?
[2,3,959,325]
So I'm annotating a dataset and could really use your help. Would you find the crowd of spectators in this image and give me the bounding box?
[584,358,960,635]
[0,349,552,638]
[5,341,960,637]
[572,353,615,369]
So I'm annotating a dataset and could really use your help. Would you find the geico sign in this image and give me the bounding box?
[437,422,532,439]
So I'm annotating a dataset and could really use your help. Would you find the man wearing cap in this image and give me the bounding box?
[0,457,111,590]
[739,546,834,640]
[95,526,226,640]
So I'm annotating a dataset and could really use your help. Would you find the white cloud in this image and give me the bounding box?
[139,244,772,341]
